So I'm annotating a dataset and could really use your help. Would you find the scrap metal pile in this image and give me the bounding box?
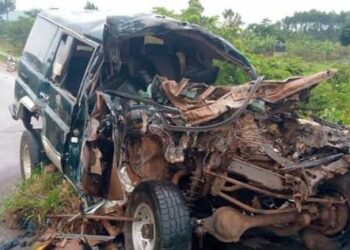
[10,12,350,249]
[39,69,350,248]
[98,69,349,243]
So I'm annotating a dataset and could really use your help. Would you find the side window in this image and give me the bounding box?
[52,34,74,83]
[51,34,94,98]
[23,18,58,72]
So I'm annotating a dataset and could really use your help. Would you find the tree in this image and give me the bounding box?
[281,10,350,41]
[152,7,178,19]
[340,23,350,46]
[0,0,16,22]
[180,0,204,24]
[153,0,218,31]
[222,9,243,29]
[84,1,98,10]
[246,18,285,44]
[24,8,41,18]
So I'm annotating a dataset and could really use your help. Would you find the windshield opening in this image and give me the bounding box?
[101,31,251,95]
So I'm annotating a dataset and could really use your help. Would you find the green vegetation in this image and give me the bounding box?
[1,170,77,225]
[281,10,350,41]
[340,23,350,46]
[0,0,15,22]
[0,9,37,56]
[1,0,350,124]
[153,1,350,124]
[0,0,349,227]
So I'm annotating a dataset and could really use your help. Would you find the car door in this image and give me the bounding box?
[14,17,58,126]
[40,31,94,170]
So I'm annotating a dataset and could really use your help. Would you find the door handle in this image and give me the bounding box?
[39,91,49,102]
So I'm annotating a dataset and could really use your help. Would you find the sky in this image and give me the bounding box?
[15,0,350,24]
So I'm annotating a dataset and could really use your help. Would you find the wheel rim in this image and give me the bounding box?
[132,203,156,250]
[22,144,32,179]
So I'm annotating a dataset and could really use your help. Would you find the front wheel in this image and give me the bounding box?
[20,129,42,179]
[124,181,192,250]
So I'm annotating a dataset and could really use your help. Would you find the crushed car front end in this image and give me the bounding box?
[64,14,350,249]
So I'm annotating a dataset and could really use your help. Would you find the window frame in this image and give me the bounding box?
[50,33,75,85]
[49,30,97,101]
[22,17,59,72]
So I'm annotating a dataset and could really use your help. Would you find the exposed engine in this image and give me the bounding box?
[81,68,350,244]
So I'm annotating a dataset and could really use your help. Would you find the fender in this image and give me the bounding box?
[9,96,38,120]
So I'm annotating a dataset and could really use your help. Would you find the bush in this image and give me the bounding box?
[287,36,350,62]
[340,23,350,46]
[215,60,249,85]
[328,64,350,85]
[1,170,78,226]
[0,15,35,56]
[306,67,350,124]
[247,53,305,79]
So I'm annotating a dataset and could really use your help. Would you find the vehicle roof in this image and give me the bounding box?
[39,9,219,43]
[39,10,197,44]
[39,10,108,43]
[39,10,256,78]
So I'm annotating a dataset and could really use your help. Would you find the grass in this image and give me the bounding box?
[0,39,21,64]
[1,169,79,226]
[302,63,350,124]
[0,39,22,57]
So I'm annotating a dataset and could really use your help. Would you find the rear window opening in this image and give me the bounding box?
[51,34,94,97]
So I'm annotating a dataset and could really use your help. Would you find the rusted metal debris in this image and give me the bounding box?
[160,70,335,124]
[46,214,136,222]
[202,206,305,242]
[36,69,350,249]
[54,234,115,241]
[64,68,350,248]
[12,11,350,248]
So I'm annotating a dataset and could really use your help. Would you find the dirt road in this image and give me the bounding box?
[0,64,23,243]
[0,64,22,203]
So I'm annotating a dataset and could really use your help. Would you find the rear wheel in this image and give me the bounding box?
[304,173,350,250]
[20,129,42,179]
[124,181,192,250]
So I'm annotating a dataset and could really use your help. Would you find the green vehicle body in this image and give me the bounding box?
[9,10,255,184]
[8,11,350,249]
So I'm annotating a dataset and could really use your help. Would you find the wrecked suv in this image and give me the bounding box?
[9,10,350,249]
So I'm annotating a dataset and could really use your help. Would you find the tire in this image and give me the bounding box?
[124,181,192,250]
[314,173,350,250]
[21,109,33,130]
[20,129,42,180]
